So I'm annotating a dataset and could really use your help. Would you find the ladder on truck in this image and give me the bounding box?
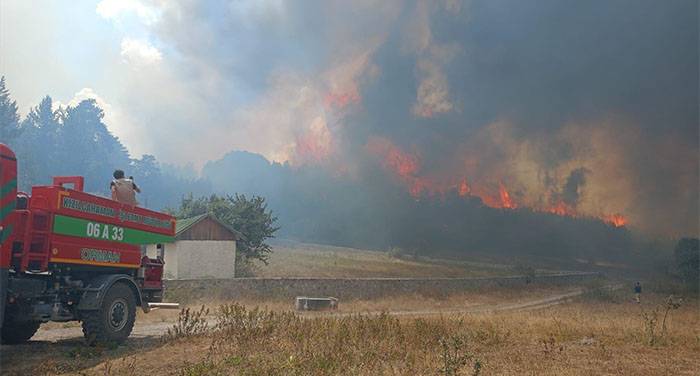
[12,198,52,272]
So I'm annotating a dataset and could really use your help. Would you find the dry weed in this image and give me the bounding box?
[163,305,210,341]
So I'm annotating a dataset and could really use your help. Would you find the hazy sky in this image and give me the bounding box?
[1,1,696,163]
[1,0,152,155]
[1,0,391,165]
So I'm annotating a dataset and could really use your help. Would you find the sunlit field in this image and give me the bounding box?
[254,240,523,278]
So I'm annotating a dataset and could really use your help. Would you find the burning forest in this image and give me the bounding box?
[191,1,695,244]
[190,0,697,264]
[365,135,625,227]
[2,0,698,263]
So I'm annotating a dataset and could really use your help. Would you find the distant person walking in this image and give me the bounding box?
[633,281,642,303]
[110,170,140,206]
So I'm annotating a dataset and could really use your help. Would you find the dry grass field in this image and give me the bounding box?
[255,240,522,278]
[2,241,691,375]
[5,289,697,376]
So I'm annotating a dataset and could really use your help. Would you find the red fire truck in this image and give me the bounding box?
[0,143,178,345]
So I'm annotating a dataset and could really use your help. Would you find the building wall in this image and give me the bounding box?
[175,240,236,279]
[146,240,236,279]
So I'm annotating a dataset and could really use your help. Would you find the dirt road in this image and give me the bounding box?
[325,286,589,317]
[26,287,590,343]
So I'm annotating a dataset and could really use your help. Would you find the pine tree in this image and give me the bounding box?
[61,99,131,194]
[15,96,61,186]
[0,76,21,143]
[26,96,60,137]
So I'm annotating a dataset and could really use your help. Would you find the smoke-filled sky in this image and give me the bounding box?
[0,0,697,236]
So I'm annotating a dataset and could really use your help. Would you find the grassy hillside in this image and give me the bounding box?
[253,240,520,278]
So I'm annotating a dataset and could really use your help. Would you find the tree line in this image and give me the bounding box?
[0,77,277,267]
[0,76,210,208]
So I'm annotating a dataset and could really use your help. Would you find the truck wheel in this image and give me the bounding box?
[1,321,41,344]
[81,283,136,346]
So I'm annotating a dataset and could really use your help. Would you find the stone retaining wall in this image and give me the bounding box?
[164,272,600,302]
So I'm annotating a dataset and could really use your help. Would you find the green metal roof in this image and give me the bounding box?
[175,213,208,235]
[175,213,244,240]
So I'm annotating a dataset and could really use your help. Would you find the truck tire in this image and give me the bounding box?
[81,282,136,346]
[1,321,41,344]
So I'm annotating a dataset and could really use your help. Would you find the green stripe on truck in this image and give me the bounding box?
[53,215,174,245]
[0,201,15,222]
[0,224,12,244]
[0,179,16,199]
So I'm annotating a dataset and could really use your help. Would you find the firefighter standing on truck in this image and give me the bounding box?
[111,169,140,206]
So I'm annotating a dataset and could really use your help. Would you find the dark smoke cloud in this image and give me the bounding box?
[347,0,698,236]
[127,0,697,236]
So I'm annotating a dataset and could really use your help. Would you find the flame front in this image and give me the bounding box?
[367,137,628,227]
[546,201,577,216]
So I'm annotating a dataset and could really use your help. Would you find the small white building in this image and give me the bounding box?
[147,214,240,279]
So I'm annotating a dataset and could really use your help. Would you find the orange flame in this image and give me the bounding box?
[543,201,626,228]
[367,137,427,196]
[498,182,516,209]
[367,137,455,198]
[602,213,627,227]
[366,137,419,178]
[546,201,577,216]
[473,183,517,209]
[458,178,470,196]
[365,138,627,227]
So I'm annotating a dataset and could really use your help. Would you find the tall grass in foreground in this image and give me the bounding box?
[16,292,698,376]
[153,297,698,376]
[169,303,485,375]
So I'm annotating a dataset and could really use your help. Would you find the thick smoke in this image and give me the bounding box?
[116,0,696,236]
[560,168,589,208]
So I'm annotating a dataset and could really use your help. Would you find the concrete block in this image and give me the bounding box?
[295,296,339,311]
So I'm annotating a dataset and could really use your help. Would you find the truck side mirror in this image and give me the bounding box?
[16,194,28,210]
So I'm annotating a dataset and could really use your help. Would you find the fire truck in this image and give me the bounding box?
[0,143,178,345]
